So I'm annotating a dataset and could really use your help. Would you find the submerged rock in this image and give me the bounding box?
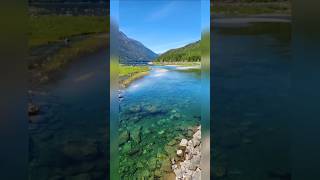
[144,104,161,114]
[28,103,40,116]
[128,105,141,113]
[119,130,130,145]
[167,139,177,146]
[215,166,227,178]
[62,140,98,161]
[131,127,142,144]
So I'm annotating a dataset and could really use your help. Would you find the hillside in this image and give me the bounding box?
[155,41,200,62]
[119,31,158,64]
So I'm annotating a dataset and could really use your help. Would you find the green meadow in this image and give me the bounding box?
[29,15,108,47]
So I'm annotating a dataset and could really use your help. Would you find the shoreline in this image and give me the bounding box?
[29,33,108,86]
[212,1,291,17]
[119,71,149,88]
[151,62,201,67]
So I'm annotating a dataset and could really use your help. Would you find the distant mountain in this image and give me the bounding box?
[119,31,158,64]
[155,41,201,62]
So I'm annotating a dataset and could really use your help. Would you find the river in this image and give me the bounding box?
[211,20,291,179]
[29,50,108,179]
[119,65,202,178]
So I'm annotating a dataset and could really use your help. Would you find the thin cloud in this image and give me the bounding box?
[146,1,177,22]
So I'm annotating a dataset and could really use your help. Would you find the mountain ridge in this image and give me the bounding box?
[119,31,158,64]
[155,41,201,62]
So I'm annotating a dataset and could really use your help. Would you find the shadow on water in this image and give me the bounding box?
[29,50,108,180]
[211,21,291,180]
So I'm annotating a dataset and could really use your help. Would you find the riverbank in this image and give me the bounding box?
[119,65,150,88]
[28,15,108,86]
[29,34,108,85]
[212,1,291,17]
[172,126,201,179]
[118,66,201,178]
[152,61,200,67]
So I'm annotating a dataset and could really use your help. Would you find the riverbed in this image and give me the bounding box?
[118,65,202,178]
[29,50,108,180]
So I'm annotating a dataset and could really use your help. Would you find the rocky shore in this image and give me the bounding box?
[172,126,201,180]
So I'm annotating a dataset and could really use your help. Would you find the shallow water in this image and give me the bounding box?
[118,66,201,178]
[211,22,291,179]
[29,50,108,180]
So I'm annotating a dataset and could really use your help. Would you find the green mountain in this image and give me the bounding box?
[155,41,201,62]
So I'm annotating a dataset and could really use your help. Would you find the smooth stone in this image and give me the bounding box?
[177,149,183,157]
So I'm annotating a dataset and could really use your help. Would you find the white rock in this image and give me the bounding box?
[174,126,202,180]
[180,139,188,147]
[172,164,178,170]
[174,168,182,178]
[193,130,201,140]
[191,154,201,166]
[192,137,201,147]
[192,168,201,180]
[185,153,193,160]
[171,158,176,164]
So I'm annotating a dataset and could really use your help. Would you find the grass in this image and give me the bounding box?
[29,15,108,47]
[28,15,109,83]
[42,35,107,74]
[119,65,150,88]
[119,65,149,77]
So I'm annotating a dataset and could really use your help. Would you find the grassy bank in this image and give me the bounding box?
[119,65,150,88]
[212,2,291,16]
[29,15,108,47]
[28,15,108,84]
[42,35,107,74]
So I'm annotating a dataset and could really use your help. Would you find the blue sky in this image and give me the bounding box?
[119,0,201,54]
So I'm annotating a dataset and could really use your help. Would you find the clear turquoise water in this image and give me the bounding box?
[119,66,201,178]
